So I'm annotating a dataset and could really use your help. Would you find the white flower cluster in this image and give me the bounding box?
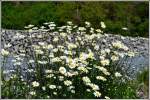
[2,21,136,99]
[1,49,9,56]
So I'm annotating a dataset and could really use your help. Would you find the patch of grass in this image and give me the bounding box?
[136,68,149,99]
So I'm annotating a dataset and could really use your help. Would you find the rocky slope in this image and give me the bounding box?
[1,29,149,78]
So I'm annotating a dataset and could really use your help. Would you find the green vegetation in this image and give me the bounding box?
[136,68,149,98]
[2,1,149,37]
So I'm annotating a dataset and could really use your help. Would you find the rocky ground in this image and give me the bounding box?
[1,29,149,78]
[2,29,148,55]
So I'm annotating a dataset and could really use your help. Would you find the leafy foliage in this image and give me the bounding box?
[2,1,149,37]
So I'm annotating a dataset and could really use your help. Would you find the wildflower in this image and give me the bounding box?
[68,61,77,69]
[20,49,26,53]
[96,29,102,33]
[99,56,105,60]
[42,86,46,91]
[79,52,88,60]
[64,50,72,55]
[53,92,57,95]
[87,83,99,91]
[35,49,44,55]
[115,72,122,77]
[86,89,91,92]
[32,45,40,49]
[28,24,34,28]
[71,90,75,94]
[3,70,10,74]
[37,35,43,38]
[53,37,59,42]
[43,22,50,25]
[122,27,128,30]
[73,25,77,29]
[49,85,56,89]
[93,91,101,97]
[103,71,110,76]
[105,49,110,53]
[66,72,76,77]
[111,55,119,61]
[100,59,110,66]
[14,34,25,39]
[51,57,61,62]
[45,70,53,73]
[90,28,94,33]
[78,27,86,31]
[27,69,34,73]
[15,57,22,61]
[60,32,67,37]
[49,23,56,27]
[29,60,34,63]
[59,67,67,75]
[46,74,54,78]
[47,96,50,98]
[82,76,91,83]
[40,26,45,29]
[68,86,75,90]
[89,34,96,40]
[97,33,103,38]
[105,96,110,99]
[67,21,73,25]
[127,51,135,57]
[38,42,46,46]
[32,81,39,87]
[100,50,106,55]
[37,60,48,64]
[119,53,125,58]
[122,45,129,51]
[13,62,21,66]
[60,56,67,60]
[49,53,54,58]
[97,66,107,72]
[19,53,25,56]
[77,67,88,73]
[58,86,62,89]
[32,27,38,30]
[67,43,77,50]
[58,76,64,81]
[85,21,91,27]
[88,51,95,59]
[94,45,99,50]
[1,49,9,56]
[29,91,36,95]
[92,85,100,91]
[64,80,72,86]
[4,43,12,48]
[112,41,124,49]
[96,76,107,81]
[53,48,59,52]
[101,21,106,28]
[47,44,53,49]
